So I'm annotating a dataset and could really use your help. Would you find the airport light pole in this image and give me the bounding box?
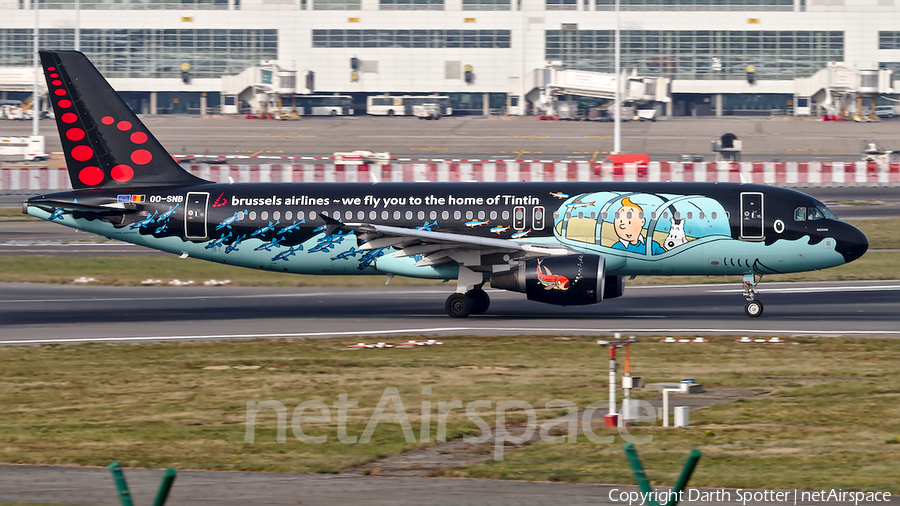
[32,0,40,137]
[612,0,621,154]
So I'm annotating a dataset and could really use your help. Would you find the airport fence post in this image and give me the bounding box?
[152,467,178,506]
[622,442,702,506]
[108,461,135,506]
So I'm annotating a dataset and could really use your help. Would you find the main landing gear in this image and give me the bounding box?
[445,288,490,318]
[445,265,490,318]
[742,273,764,317]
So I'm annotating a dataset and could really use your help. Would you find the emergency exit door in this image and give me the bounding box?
[185,192,209,239]
[740,192,764,240]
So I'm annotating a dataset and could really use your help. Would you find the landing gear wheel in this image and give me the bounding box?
[446,293,473,318]
[744,300,764,317]
[466,289,490,315]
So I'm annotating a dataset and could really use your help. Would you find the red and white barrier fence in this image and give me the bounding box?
[3,161,899,190]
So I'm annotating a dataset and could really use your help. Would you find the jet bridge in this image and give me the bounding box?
[525,64,671,118]
[794,63,894,119]
[220,61,303,117]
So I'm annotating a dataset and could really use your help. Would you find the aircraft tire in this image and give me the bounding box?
[446,293,473,318]
[744,300,764,317]
[466,289,490,315]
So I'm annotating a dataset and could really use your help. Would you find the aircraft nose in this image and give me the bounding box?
[834,221,868,264]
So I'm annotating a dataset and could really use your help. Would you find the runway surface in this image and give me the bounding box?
[3,280,899,344]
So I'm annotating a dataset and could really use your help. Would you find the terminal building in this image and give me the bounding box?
[1,0,899,117]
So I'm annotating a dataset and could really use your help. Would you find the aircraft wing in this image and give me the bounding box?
[339,221,572,268]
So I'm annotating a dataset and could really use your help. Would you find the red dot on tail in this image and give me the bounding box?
[66,128,85,141]
[78,166,104,186]
[54,89,66,96]
[50,73,59,78]
[117,121,132,131]
[52,80,62,86]
[71,145,94,162]
[111,164,134,182]
[131,149,152,165]
[48,66,56,71]
[101,116,114,125]
[130,132,148,144]
[61,112,77,124]
[57,99,72,108]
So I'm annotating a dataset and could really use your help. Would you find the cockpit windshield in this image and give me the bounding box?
[794,206,837,221]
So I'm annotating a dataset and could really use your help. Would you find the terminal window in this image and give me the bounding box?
[879,32,900,50]
[546,0,576,9]
[463,0,511,10]
[546,29,843,80]
[313,0,361,9]
[595,0,792,10]
[380,0,444,9]
[35,0,229,9]
[313,29,511,48]
[0,28,277,78]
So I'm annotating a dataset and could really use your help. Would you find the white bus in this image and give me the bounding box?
[366,95,452,116]
[295,95,354,116]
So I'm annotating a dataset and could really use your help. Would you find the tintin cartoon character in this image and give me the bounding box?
[612,197,665,255]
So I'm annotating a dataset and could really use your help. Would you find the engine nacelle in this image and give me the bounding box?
[604,275,626,300]
[491,254,614,306]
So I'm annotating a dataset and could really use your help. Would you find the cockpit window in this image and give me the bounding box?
[807,207,824,221]
[820,207,837,219]
[794,207,806,221]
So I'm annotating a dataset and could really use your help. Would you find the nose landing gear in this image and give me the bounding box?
[742,273,764,317]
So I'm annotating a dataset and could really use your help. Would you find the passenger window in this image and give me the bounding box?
[687,212,693,220]
[430,210,437,220]
[345,210,353,220]
[285,211,293,221]
[418,210,425,220]
[490,210,497,220]
[297,211,305,221]
[382,210,389,220]
[466,210,474,220]
[308,211,316,221]
[662,211,669,220]
[334,211,342,220]
[711,212,717,220]
[261,211,268,220]
[478,210,485,220]
[249,211,257,220]
[393,210,401,220]
[639,212,645,220]
[502,210,510,221]
[273,211,281,220]
[442,210,449,220]
[674,212,681,220]
[405,210,413,220]
[590,212,596,220]
[358,210,365,220]
[699,212,705,219]
[369,210,377,220]
[650,212,656,220]
[578,211,584,219]
[601,212,608,220]
[454,210,461,220]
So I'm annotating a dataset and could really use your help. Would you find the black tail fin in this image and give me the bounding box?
[39,50,205,190]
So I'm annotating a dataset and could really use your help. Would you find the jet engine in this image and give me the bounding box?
[490,254,623,306]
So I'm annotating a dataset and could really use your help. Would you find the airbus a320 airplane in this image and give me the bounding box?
[24,51,869,318]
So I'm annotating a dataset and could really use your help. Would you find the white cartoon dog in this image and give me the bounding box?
[663,218,687,251]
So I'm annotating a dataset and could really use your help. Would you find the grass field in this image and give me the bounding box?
[0,218,897,286]
[1,336,900,492]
